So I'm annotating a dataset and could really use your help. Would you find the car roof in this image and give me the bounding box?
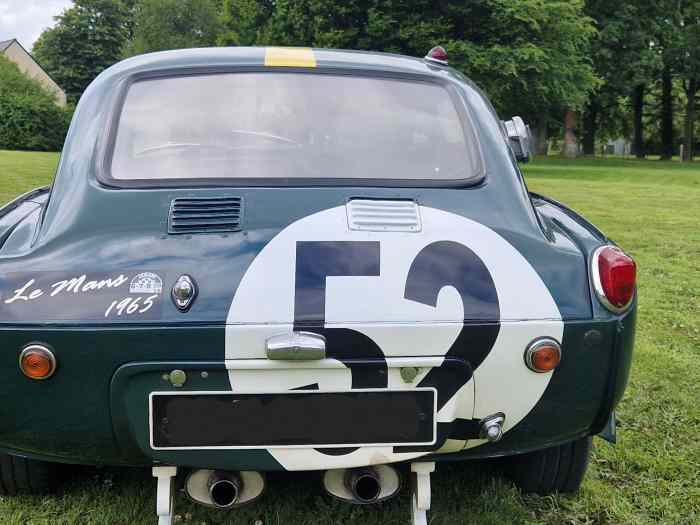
[96,46,453,84]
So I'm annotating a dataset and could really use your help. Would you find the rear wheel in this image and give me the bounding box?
[502,436,592,495]
[0,454,59,495]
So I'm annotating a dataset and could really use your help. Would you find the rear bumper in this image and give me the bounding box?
[433,306,636,461]
[110,357,472,470]
[0,312,635,469]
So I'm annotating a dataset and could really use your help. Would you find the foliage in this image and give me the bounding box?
[664,0,700,160]
[32,0,130,104]
[23,0,700,159]
[218,0,274,46]
[125,0,221,55]
[447,1,599,120]
[254,0,598,122]
[583,0,661,151]
[672,1,700,82]
[586,0,660,88]
[0,57,72,152]
[28,0,599,134]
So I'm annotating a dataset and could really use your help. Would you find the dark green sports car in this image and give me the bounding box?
[0,46,636,525]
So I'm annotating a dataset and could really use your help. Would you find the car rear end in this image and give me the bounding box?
[0,47,635,517]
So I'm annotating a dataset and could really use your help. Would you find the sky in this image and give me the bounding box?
[0,0,73,51]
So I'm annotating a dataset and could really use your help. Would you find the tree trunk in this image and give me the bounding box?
[660,66,674,160]
[582,99,598,156]
[632,84,645,158]
[533,116,549,155]
[562,109,578,158]
[682,78,697,162]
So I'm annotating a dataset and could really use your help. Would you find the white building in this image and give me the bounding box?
[0,38,67,106]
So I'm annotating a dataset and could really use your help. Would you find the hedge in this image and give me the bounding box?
[0,55,72,152]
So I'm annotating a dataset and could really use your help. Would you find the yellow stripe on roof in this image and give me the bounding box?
[265,47,317,68]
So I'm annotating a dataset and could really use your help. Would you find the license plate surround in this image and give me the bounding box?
[149,388,437,450]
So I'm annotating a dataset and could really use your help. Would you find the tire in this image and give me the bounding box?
[502,436,592,495]
[0,454,59,495]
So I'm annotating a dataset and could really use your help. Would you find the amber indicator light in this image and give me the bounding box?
[524,338,561,373]
[19,345,56,380]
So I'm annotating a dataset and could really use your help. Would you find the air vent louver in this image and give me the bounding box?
[346,199,421,232]
[168,196,243,234]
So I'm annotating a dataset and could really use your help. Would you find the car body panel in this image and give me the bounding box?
[0,47,635,471]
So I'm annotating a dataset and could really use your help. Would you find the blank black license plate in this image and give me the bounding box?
[150,389,436,449]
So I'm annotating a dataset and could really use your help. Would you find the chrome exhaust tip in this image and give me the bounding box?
[208,471,242,509]
[323,465,400,504]
[185,469,265,509]
[344,467,381,503]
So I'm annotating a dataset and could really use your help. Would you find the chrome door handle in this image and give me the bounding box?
[266,332,326,361]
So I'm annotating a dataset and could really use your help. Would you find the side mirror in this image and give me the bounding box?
[502,116,533,162]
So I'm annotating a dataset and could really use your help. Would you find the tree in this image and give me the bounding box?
[218,0,274,46]
[584,0,660,157]
[121,0,140,44]
[633,0,700,161]
[447,1,599,158]
[653,4,681,160]
[33,0,130,104]
[0,56,72,151]
[673,1,700,161]
[125,0,221,55]
[659,64,675,159]
[259,0,373,48]
[632,84,646,158]
[259,0,599,152]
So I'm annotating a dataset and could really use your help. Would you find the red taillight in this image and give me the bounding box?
[424,46,448,64]
[593,246,636,312]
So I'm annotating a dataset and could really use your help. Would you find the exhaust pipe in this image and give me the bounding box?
[323,465,400,504]
[185,469,265,509]
[208,471,242,508]
[344,467,381,503]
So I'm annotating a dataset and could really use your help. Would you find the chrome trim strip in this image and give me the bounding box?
[224,356,446,370]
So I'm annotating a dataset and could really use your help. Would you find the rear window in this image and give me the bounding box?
[110,73,481,183]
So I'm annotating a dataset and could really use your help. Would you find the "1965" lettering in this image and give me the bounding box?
[104,295,158,317]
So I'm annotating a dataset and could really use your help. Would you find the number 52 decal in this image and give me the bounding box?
[293,240,500,410]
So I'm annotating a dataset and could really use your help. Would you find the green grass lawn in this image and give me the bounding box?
[0,150,60,203]
[0,151,698,524]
